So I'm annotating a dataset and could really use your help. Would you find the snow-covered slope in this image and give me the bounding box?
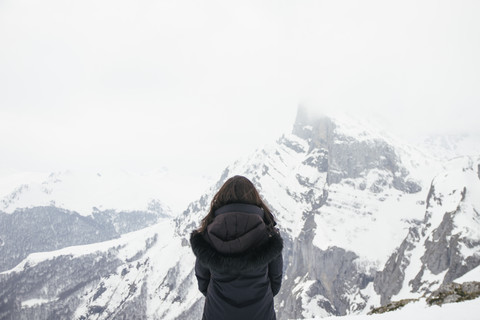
[306,297,480,320]
[419,133,480,161]
[0,169,178,273]
[0,218,203,320]
[0,168,199,216]
[374,155,480,305]
[0,171,46,202]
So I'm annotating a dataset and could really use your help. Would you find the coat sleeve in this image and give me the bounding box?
[195,258,210,296]
[268,253,283,297]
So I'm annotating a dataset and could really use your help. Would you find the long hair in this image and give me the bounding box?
[197,175,277,233]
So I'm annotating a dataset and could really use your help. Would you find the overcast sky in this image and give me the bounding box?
[1,0,479,178]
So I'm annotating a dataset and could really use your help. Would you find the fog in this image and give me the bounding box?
[1,0,479,177]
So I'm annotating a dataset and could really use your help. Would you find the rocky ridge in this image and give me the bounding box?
[374,156,480,305]
[369,281,480,314]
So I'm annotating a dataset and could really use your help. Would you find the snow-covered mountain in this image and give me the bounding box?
[0,168,211,215]
[0,169,175,273]
[0,168,215,273]
[1,107,479,319]
[419,133,480,161]
[375,155,480,305]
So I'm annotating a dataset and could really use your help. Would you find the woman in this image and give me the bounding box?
[190,175,283,320]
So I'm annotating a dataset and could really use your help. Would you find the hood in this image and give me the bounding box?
[190,203,283,273]
[190,229,283,274]
[206,203,267,255]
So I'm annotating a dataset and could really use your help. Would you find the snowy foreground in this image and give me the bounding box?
[304,298,480,320]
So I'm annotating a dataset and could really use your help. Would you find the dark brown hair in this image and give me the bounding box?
[197,175,277,233]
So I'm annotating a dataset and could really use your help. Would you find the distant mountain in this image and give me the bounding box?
[0,170,172,272]
[0,107,479,319]
[1,169,183,215]
[0,206,165,272]
[419,133,480,161]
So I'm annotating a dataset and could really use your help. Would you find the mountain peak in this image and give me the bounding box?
[292,105,336,147]
[292,105,394,147]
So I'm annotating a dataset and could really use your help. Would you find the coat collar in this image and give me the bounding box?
[190,230,283,274]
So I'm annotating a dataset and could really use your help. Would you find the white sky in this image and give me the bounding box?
[1,0,479,178]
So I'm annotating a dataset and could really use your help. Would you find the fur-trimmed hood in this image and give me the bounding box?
[190,229,283,274]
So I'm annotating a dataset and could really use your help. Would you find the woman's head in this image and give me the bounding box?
[197,175,276,232]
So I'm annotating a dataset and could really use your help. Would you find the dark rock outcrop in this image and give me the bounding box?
[427,281,480,306]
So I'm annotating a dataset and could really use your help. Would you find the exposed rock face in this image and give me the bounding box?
[368,298,418,315]
[0,253,123,320]
[426,281,480,306]
[292,109,335,150]
[374,156,480,305]
[276,208,373,319]
[292,107,420,193]
[373,226,420,306]
[279,242,373,318]
[92,209,161,235]
[369,281,480,315]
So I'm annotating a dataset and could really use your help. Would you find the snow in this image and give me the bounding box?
[0,171,47,199]
[222,135,318,239]
[393,156,480,301]
[358,282,381,314]
[453,157,480,245]
[8,216,202,320]
[320,111,390,144]
[2,218,174,275]
[419,133,480,162]
[5,217,207,319]
[303,297,480,320]
[313,175,426,268]
[21,298,55,308]
[456,265,480,283]
[427,156,480,255]
[226,129,431,264]
[292,277,331,319]
[0,168,213,215]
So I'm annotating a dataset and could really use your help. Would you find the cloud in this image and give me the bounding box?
[0,0,479,174]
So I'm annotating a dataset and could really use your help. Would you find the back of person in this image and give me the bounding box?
[190,176,283,320]
[204,267,274,320]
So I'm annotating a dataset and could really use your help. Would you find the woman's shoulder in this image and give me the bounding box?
[190,227,283,273]
[190,229,207,249]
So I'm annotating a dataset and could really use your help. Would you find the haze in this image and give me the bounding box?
[1,0,479,178]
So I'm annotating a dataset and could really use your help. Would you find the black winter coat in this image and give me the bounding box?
[190,203,283,320]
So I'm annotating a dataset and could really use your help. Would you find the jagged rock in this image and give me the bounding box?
[427,282,480,306]
[369,282,480,315]
[292,107,420,193]
[368,298,418,314]
[374,156,480,305]
[374,226,420,305]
